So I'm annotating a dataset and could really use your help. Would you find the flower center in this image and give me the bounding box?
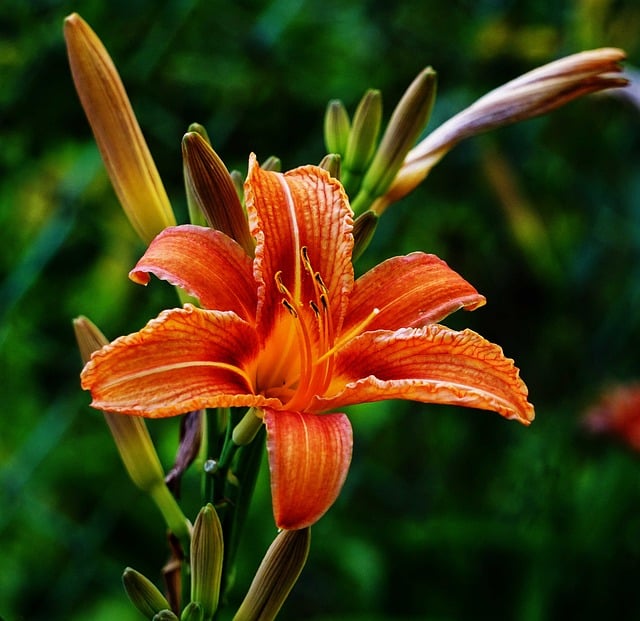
[265,246,336,411]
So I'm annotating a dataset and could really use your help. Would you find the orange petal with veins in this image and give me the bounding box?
[80,305,278,417]
[315,325,534,424]
[346,252,486,333]
[130,225,256,321]
[265,409,353,530]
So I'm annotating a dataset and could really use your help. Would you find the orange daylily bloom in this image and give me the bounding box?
[81,154,534,530]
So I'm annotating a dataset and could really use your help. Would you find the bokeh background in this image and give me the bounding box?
[2,0,640,619]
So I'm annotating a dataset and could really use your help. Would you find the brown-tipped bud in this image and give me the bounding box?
[122,567,172,618]
[260,156,282,172]
[182,132,254,255]
[352,67,436,214]
[318,153,341,180]
[324,99,351,156]
[341,89,383,196]
[376,47,628,213]
[190,504,224,619]
[64,13,176,244]
[232,528,311,621]
[352,210,379,262]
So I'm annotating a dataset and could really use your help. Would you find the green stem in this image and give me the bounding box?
[149,482,191,544]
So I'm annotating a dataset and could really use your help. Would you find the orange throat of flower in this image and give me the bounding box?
[256,246,379,412]
[257,247,336,411]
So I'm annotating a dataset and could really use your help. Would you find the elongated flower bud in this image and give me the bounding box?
[64,13,176,243]
[153,611,180,621]
[352,210,379,262]
[232,528,310,621]
[190,504,224,619]
[182,132,254,255]
[73,316,190,541]
[122,567,172,618]
[352,67,436,214]
[324,99,351,156]
[375,47,628,214]
[341,89,382,196]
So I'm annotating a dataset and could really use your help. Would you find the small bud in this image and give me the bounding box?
[153,611,180,621]
[64,13,176,244]
[376,48,628,213]
[180,602,204,621]
[182,132,254,255]
[260,156,282,172]
[341,89,382,196]
[318,153,341,180]
[233,528,311,621]
[352,210,379,262]
[323,99,351,156]
[190,504,224,619]
[122,567,171,618]
[352,67,436,214]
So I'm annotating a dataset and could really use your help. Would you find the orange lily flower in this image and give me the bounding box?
[81,154,534,530]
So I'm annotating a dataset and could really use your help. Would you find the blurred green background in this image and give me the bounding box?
[2,0,640,619]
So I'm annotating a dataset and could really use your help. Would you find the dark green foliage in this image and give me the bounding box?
[2,1,640,619]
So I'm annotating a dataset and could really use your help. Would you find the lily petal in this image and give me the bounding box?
[81,305,276,416]
[264,409,353,530]
[245,155,354,337]
[129,225,256,321]
[315,326,534,424]
[345,252,486,333]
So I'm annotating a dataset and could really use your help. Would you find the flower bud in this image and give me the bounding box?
[341,89,382,196]
[64,13,176,244]
[323,99,351,156]
[232,528,310,621]
[73,316,191,541]
[318,153,341,180]
[180,602,204,621]
[352,210,379,262]
[153,611,180,621]
[352,67,436,214]
[375,47,628,214]
[190,504,224,619]
[122,567,171,618]
[182,132,254,255]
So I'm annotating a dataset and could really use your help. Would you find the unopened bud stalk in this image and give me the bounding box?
[73,316,191,541]
[122,567,172,618]
[64,13,176,243]
[324,99,351,156]
[233,528,311,621]
[190,504,224,620]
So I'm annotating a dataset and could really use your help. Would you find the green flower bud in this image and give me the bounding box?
[352,67,436,214]
[341,89,382,197]
[318,153,341,180]
[323,99,351,156]
[190,504,224,620]
[74,317,191,542]
[232,528,311,621]
[181,602,204,621]
[153,611,180,621]
[122,567,171,619]
[352,210,379,262]
[260,156,282,172]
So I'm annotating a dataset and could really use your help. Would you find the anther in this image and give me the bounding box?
[282,299,298,317]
